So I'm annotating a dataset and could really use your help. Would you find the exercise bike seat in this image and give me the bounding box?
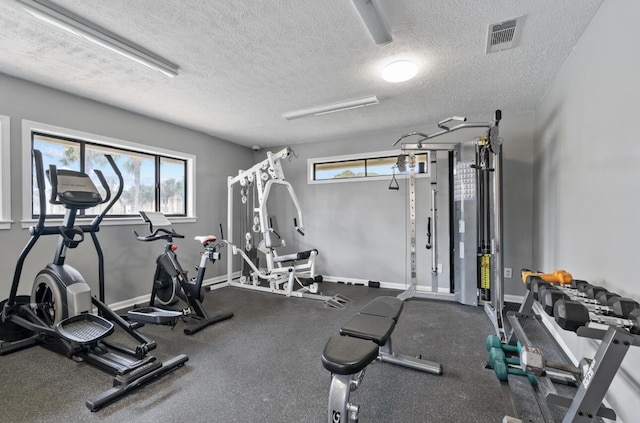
[194,235,217,245]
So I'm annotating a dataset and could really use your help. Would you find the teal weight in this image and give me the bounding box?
[489,353,538,386]
[488,346,520,368]
[485,335,520,354]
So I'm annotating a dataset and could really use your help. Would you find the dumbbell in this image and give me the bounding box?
[559,280,610,302]
[540,286,639,318]
[595,291,622,305]
[572,283,623,306]
[487,347,538,385]
[554,299,640,333]
[488,346,520,367]
[528,277,555,301]
[529,277,586,302]
[571,279,590,291]
[485,335,520,354]
[538,280,631,311]
[521,269,573,286]
[570,281,613,301]
[519,344,587,380]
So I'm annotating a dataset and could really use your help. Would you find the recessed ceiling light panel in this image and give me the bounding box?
[382,60,418,83]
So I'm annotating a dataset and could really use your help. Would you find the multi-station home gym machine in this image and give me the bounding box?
[392,110,506,341]
[226,147,349,307]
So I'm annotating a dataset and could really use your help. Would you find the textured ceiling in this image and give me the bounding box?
[0,0,603,147]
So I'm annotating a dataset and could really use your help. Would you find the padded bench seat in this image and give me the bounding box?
[321,335,379,375]
[340,313,395,346]
[359,296,403,321]
[272,249,318,263]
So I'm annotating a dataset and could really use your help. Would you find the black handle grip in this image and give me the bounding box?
[32,150,47,228]
[90,154,124,228]
[93,169,111,204]
[47,164,60,204]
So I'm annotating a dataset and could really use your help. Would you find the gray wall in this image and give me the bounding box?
[263,110,534,298]
[533,1,639,421]
[0,73,253,305]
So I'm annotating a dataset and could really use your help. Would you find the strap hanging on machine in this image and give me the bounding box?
[389,168,400,190]
[389,155,406,190]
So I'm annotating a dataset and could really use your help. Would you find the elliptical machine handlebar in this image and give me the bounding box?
[89,154,123,229]
[32,149,124,231]
[33,149,47,231]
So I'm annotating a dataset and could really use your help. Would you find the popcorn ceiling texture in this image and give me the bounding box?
[0,0,602,146]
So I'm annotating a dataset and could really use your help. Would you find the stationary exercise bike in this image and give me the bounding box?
[129,211,233,335]
[0,150,188,411]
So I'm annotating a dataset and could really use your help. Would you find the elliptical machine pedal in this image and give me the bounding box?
[56,314,114,344]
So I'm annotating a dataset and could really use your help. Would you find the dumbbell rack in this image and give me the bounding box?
[505,285,639,422]
[560,324,638,422]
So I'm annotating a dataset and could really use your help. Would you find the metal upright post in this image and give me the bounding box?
[227,176,234,283]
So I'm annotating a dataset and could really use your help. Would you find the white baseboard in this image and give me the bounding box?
[505,294,524,304]
[108,271,238,311]
[321,275,457,294]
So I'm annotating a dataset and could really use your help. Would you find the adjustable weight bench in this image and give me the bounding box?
[321,296,443,422]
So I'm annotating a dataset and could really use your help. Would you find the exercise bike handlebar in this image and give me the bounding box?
[133,227,185,242]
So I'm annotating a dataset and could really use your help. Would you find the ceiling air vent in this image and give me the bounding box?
[486,15,524,53]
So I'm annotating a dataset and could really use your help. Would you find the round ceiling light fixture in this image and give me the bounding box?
[382,60,418,83]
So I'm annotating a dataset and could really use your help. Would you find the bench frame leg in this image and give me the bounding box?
[379,337,443,375]
[328,371,365,423]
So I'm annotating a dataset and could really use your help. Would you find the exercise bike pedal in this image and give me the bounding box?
[56,314,114,345]
[127,307,182,326]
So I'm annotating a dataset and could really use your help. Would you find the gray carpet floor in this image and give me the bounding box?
[0,283,550,422]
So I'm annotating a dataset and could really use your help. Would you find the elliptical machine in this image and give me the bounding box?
[0,150,188,411]
[129,211,233,335]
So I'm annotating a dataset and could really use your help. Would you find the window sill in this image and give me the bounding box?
[308,172,430,185]
[0,220,13,230]
[20,216,197,229]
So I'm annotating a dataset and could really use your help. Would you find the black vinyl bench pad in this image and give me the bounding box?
[340,313,396,346]
[321,335,379,375]
[359,296,403,321]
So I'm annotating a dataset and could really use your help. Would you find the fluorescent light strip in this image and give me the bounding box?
[17,0,179,78]
[283,96,380,120]
[351,0,392,45]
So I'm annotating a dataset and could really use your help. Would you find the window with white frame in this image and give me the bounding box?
[22,120,195,223]
[308,149,429,184]
[0,115,10,229]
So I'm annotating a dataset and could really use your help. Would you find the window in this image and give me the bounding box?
[22,120,195,224]
[0,115,10,229]
[308,150,429,184]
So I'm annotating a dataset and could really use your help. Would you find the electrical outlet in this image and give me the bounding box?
[504,267,512,278]
[437,263,443,273]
